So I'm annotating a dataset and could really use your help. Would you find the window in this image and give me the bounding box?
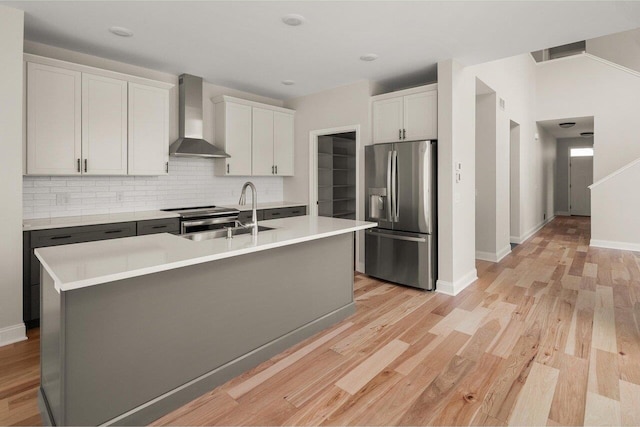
[570,147,594,157]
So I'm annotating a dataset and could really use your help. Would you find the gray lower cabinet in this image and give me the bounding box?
[262,206,307,220]
[137,218,180,235]
[23,217,179,327]
[237,205,307,223]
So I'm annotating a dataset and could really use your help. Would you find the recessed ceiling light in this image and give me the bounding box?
[559,122,576,128]
[360,53,379,62]
[109,26,134,37]
[282,14,305,26]
[281,80,295,86]
[580,132,594,137]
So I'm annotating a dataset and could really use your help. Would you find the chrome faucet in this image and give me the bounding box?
[238,181,258,236]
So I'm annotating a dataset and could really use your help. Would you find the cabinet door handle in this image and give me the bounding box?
[272,165,274,174]
[271,212,281,216]
[104,229,124,234]
[227,164,230,174]
[77,159,81,173]
[403,129,406,139]
[84,159,88,173]
[151,225,168,229]
[166,162,169,173]
[275,165,278,175]
[399,129,402,140]
[50,235,72,240]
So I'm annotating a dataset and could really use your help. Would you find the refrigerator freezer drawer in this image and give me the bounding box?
[365,228,435,291]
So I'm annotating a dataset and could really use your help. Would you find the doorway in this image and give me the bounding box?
[510,121,521,243]
[309,125,363,271]
[569,147,594,216]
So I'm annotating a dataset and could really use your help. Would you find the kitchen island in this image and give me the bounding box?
[35,216,375,426]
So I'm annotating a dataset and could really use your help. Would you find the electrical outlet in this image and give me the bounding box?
[56,193,70,205]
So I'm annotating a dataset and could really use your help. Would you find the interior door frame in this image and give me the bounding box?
[568,145,593,216]
[308,124,363,271]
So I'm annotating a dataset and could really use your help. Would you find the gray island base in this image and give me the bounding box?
[39,232,355,426]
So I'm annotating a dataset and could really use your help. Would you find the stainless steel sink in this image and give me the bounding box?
[182,225,275,241]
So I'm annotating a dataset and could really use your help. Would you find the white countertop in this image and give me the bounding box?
[23,210,180,231]
[35,216,376,293]
[224,201,307,212]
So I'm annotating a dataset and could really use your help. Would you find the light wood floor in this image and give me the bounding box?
[3,216,640,425]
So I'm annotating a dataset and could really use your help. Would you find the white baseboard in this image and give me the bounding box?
[590,239,640,252]
[512,215,556,244]
[0,323,27,348]
[555,211,570,216]
[475,244,511,263]
[436,269,478,296]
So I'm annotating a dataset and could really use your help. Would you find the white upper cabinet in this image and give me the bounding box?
[251,107,275,176]
[372,97,404,144]
[27,62,82,175]
[372,84,438,144]
[273,111,294,176]
[128,83,170,175]
[82,73,128,175]
[214,95,295,177]
[403,91,437,141]
[215,100,253,176]
[25,55,173,176]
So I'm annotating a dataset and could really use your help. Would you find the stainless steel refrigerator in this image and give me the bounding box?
[365,140,437,290]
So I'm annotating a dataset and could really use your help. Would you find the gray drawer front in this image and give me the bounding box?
[30,222,137,248]
[137,218,180,235]
[237,210,264,223]
[263,206,307,220]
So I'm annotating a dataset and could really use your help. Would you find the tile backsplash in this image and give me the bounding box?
[23,157,284,219]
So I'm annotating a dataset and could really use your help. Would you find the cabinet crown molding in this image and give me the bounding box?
[24,54,175,90]
[212,95,295,115]
[371,83,437,102]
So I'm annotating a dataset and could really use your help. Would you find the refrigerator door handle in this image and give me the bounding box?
[366,229,427,243]
[393,150,399,222]
[386,150,393,222]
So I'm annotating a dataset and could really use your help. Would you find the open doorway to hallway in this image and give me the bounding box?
[537,116,594,217]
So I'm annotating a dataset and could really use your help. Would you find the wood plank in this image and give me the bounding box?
[507,362,560,426]
[227,321,354,399]
[548,353,588,425]
[334,339,409,395]
[583,391,621,426]
[620,380,640,426]
[592,285,618,353]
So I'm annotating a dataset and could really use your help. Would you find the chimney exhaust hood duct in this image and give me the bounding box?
[169,74,230,158]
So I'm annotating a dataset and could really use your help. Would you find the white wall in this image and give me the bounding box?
[0,6,26,346]
[591,162,640,250]
[587,28,640,74]
[537,53,640,247]
[438,53,559,294]
[437,60,477,294]
[555,137,594,214]
[22,41,287,218]
[475,91,498,258]
[283,80,372,270]
[537,54,640,180]
[470,54,556,242]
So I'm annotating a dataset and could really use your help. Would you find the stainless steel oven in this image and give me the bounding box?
[161,206,240,234]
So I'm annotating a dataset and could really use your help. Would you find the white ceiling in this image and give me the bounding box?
[5,1,640,99]
[538,116,594,139]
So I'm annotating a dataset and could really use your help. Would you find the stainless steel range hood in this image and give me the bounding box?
[169,74,230,158]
